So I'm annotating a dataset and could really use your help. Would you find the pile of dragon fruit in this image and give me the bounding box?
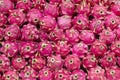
[1,0,120,80]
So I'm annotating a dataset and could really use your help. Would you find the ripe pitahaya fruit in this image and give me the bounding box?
[21,24,39,41]
[0,13,7,27]
[4,24,21,41]
[0,28,3,41]
[111,4,120,16]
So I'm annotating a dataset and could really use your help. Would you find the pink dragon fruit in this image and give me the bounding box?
[39,15,57,32]
[99,51,116,68]
[38,41,53,57]
[71,70,87,80]
[16,0,32,12]
[72,14,89,30]
[80,30,95,44]
[39,30,49,41]
[4,24,21,41]
[105,66,120,80]
[11,55,27,70]
[87,66,106,80]
[87,0,99,6]
[0,41,18,57]
[8,9,25,26]
[44,3,59,17]
[54,69,71,80]
[0,54,10,72]
[54,40,70,57]
[71,42,88,58]
[38,67,54,80]
[89,19,104,34]
[90,40,107,57]
[0,13,7,27]
[50,0,61,5]
[65,28,80,44]
[64,54,81,71]
[83,54,98,69]
[117,57,120,66]
[19,66,38,80]
[115,26,120,39]
[60,0,75,15]
[27,8,42,24]
[19,41,37,58]
[71,0,82,3]
[111,4,120,16]
[2,70,19,80]
[57,15,72,30]
[47,54,63,70]
[30,53,46,70]
[99,28,116,44]
[0,28,3,41]
[0,0,14,14]
[105,13,120,30]
[21,24,39,41]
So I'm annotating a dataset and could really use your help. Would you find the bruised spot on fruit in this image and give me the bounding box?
[69,59,73,64]
[7,31,11,36]
[44,71,48,76]
[50,58,55,63]
[25,46,31,51]
[107,57,112,62]
[73,74,78,79]
[110,70,115,75]
[23,0,27,3]
[17,58,21,62]
[77,20,82,24]
[111,19,115,24]
[59,74,63,79]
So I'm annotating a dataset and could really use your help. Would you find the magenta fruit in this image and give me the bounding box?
[0,13,7,27]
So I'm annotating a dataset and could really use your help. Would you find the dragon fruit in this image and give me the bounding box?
[8,9,25,26]
[27,8,42,24]
[0,13,7,27]
[0,28,3,41]
[111,4,120,16]
[0,41,18,57]
[4,24,21,41]
[19,41,37,58]
[38,67,54,80]
[117,57,120,66]
[39,30,49,41]
[71,70,87,80]
[64,54,81,71]
[71,42,88,58]
[0,54,10,72]
[21,24,39,41]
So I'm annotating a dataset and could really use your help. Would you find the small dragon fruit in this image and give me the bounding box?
[16,0,32,12]
[87,66,106,80]
[0,54,10,72]
[57,15,72,30]
[19,66,38,80]
[19,41,37,58]
[27,8,42,24]
[0,28,3,41]
[38,67,54,80]
[80,30,95,44]
[0,41,18,57]
[99,28,116,44]
[40,15,57,32]
[12,55,27,70]
[90,40,107,57]
[71,42,88,58]
[0,0,14,14]
[2,70,19,80]
[83,54,98,69]
[38,41,53,57]
[111,4,120,16]
[0,13,7,27]
[64,54,81,71]
[47,54,63,70]
[71,70,87,80]
[72,14,89,30]
[4,24,21,41]
[21,24,39,41]
[8,9,25,26]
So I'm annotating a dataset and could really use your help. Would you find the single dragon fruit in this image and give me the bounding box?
[0,13,7,27]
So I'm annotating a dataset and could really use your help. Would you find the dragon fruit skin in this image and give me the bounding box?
[57,15,72,30]
[27,8,42,24]
[0,28,3,41]
[71,42,88,58]
[111,4,120,16]
[19,41,37,58]
[50,0,61,5]
[90,40,107,57]
[47,54,63,70]
[16,0,32,12]
[0,13,7,27]
[0,41,19,57]
[71,70,87,80]
[2,70,19,80]
[4,24,21,41]
[38,67,54,80]
[64,54,81,71]
[117,57,120,66]
[72,14,89,30]
[8,9,25,26]
[39,30,49,41]
[71,0,82,3]
[12,55,27,70]
[0,54,10,72]
[21,24,39,41]
[83,54,98,69]
[0,0,14,14]
[38,41,53,57]
[80,30,95,44]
